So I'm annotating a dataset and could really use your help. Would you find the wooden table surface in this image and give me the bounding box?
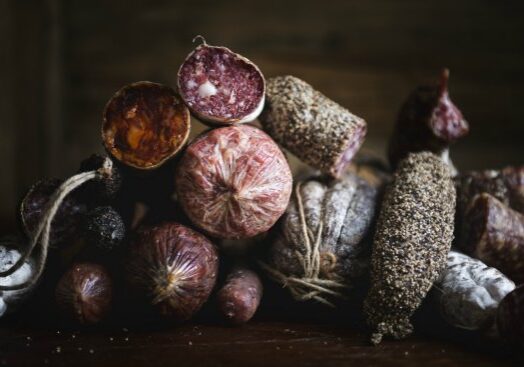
[1,320,522,367]
[1,288,522,367]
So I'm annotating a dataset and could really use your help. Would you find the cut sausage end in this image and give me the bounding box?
[178,44,265,125]
[331,123,367,178]
[102,81,191,170]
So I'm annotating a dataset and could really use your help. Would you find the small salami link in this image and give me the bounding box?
[216,266,263,325]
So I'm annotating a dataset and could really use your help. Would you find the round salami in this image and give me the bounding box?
[102,81,190,170]
[175,125,292,240]
[177,39,265,125]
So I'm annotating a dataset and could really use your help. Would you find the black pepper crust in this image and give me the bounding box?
[260,76,367,178]
[363,151,456,344]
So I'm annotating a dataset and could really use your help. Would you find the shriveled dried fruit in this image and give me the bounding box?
[20,178,88,247]
[260,75,367,178]
[83,206,126,252]
[55,262,113,325]
[460,193,524,284]
[433,250,515,330]
[126,222,218,321]
[388,69,469,170]
[178,37,265,125]
[176,125,292,240]
[497,284,524,345]
[264,171,378,306]
[102,81,190,170]
[216,266,263,325]
[364,152,455,344]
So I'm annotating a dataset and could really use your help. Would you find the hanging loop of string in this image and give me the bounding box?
[259,182,347,307]
[0,158,113,291]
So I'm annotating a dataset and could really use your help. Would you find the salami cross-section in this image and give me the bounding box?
[177,38,265,125]
[175,125,292,240]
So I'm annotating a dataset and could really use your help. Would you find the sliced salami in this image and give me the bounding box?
[102,81,190,170]
[177,38,265,125]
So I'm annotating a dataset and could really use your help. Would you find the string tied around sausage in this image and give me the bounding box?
[0,157,114,291]
[259,182,347,308]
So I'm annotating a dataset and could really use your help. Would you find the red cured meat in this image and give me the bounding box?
[178,42,265,125]
[126,222,218,321]
[176,125,292,240]
[216,266,263,325]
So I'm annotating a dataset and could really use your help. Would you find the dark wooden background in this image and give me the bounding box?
[1,1,524,365]
[1,0,524,230]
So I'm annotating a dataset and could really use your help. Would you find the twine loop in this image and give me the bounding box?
[0,157,113,291]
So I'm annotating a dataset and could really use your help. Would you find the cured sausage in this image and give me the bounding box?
[178,39,265,125]
[175,125,292,240]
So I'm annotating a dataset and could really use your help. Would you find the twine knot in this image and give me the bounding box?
[260,182,347,307]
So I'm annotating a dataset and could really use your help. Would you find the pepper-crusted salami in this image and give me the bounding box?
[177,38,265,125]
[175,125,292,240]
[433,251,515,330]
[259,75,367,178]
[364,152,455,344]
[460,193,524,284]
[102,81,190,170]
[388,69,469,170]
[216,266,263,325]
[264,172,378,306]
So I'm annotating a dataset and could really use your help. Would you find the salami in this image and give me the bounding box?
[175,125,292,240]
[433,250,515,330]
[126,222,218,321]
[364,152,455,344]
[497,284,524,345]
[102,81,190,170]
[456,166,524,218]
[387,69,469,170]
[177,38,265,125]
[460,193,524,284]
[260,75,366,178]
[264,172,378,307]
[216,266,263,325]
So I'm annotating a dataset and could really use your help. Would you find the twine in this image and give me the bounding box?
[0,158,113,291]
[260,182,347,307]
